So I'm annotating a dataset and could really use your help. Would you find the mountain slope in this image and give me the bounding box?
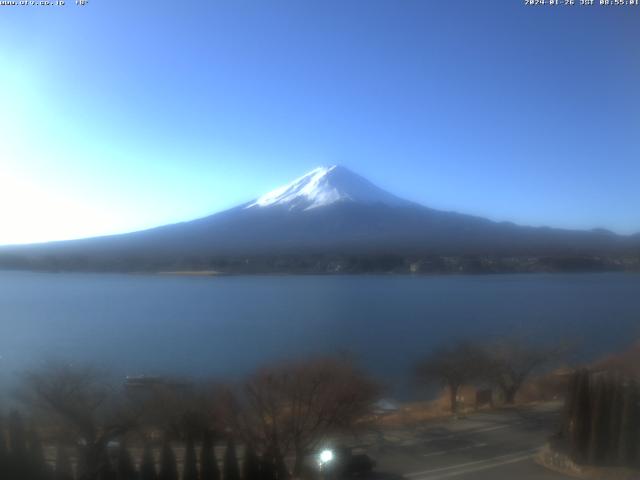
[1,165,638,272]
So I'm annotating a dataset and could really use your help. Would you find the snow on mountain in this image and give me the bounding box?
[245,165,411,211]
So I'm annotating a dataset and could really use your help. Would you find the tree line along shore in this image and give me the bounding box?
[1,252,639,274]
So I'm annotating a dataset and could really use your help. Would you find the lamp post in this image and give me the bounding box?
[318,449,335,480]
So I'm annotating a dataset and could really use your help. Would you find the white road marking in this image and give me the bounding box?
[382,421,526,448]
[423,452,536,479]
[406,447,539,478]
[422,442,488,458]
[420,422,517,444]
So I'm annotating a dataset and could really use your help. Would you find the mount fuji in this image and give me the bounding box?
[1,165,638,273]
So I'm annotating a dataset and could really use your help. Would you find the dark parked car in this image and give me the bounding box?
[320,446,376,478]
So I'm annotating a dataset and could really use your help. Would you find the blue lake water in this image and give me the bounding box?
[0,271,639,396]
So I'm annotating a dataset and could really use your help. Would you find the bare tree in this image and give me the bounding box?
[20,363,139,480]
[483,338,565,404]
[130,378,225,441]
[229,356,380,477]
[416,341,487,414]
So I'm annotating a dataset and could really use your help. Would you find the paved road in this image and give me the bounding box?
[357,403,569,480]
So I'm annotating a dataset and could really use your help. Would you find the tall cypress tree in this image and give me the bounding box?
[0,415,8,480]
[200,431,219,480]
[116,443,138,480]
[8,411,29,479]
[242,444,260,480]
[619,378,640,467]
[99,450,117,480]
[607,374,624,465]
[259,446,288,480]
[588,374,612,465]
[183,436,199,480]
[158,441,178,480]
[223,438,240,480]
[570,369,592,463]
[273,449,289,480]
[53,445,73,480]
[563,371,579,438]
[259,450,276,480]
[139,444,157,480]
[76,446,90,480]
[28,428,50,480]
[8,412,27,458]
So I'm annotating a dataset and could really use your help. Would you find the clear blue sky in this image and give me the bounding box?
[1,1,639,244]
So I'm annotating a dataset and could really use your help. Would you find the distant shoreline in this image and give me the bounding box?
[156,270,226,276]
[1,252,639,276]
[1,268,639,278]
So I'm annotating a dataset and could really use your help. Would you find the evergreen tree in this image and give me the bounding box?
[116,443,138,480]
[259,447,288,480]
[53,445,73,480]
[563,371,579,438]
[588,374,612,465]
[570,369,591,463]
[28,428,51,480]
[607,374,624,465]
[158,441,178,480]
[200,431,219,480]
[8,412,27,459]
[139,444,157,480]
[273,449,288,480]
[223,438,240,480]
[0,415,8,480]
[183,436,199,480]
[258,451,276,480]
[619,378,640,467]
[242,444,260,480]
[76,446,90,480]
[8,411,29,479]
[99,450,117,480]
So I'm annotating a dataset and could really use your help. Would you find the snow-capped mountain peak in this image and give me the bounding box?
[245,165,410,211]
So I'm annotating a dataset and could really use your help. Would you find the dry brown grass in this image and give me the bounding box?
[593,340,640,377]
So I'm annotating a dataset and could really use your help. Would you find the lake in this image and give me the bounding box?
[1,271,639,397]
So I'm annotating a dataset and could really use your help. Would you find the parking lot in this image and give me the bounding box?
[356,403,569,480]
